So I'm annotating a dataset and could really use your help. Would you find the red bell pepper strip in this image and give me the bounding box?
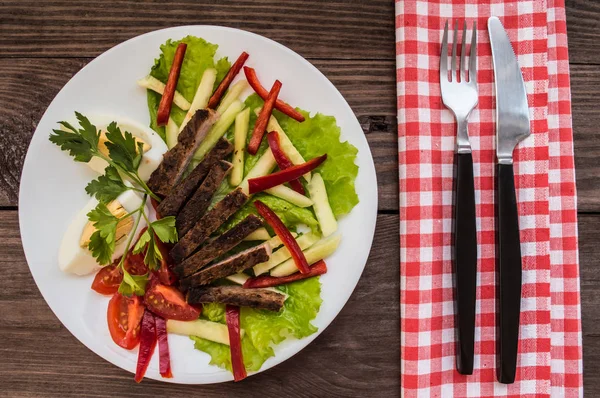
[156,43,187,126]
[247,80,282,155]
[243,66,305,122]
[266,131,305,195]
[155,237,177,286]
[207,51,249,109]
[155,316,173,378]
[248,154,327,195]
[225,305,247,382]
[134,311,157,383]
[244,260,327,288]
[254,200,310,274]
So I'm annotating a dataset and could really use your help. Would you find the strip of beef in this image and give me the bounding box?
[170,188,249,263]
[187,285,285,312]
[175,214,264,278]
[179,244,271,289]
[157,138,233,217]
[176,160,232,236]
[147,109,218,197]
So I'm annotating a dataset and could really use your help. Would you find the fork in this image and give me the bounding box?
[440,20,478,375]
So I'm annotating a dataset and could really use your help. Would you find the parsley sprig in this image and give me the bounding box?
[50,112,178,296]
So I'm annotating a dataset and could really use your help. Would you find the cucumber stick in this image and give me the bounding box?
[180,68,217,132]
[254,232,320,276]
[265,185,313,207]
[226,273,250,285]
[166,319,243,346]
[165,117,179,149]
[217,80,249,116]
[264,231,297,250]
[230,107,250,186]
[194,100,245,161]
[270,234,341,277]
[243,227,271,241]
[238,148,277,195]
[137,75,190,110]
[308,173,337,236]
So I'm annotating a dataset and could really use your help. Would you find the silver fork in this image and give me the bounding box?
[440,20,478,376]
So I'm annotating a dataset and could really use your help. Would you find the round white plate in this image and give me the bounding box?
[19,26,378,384]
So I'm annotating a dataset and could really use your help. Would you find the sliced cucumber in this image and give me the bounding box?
[230,107,250,186]
[225,273,250,285]
[180,68,217,132]
[166,319,243,346]
[243,227,271,241]
[165,117,179,149]
[238,148,277,195]
[217,80,249,116]
[270,234,341,277]
[265,185,313,208]
[193,100,244,161]
[254,232,320,276]
[136,75,191,110]
[264,231,297,250]
[308,173,337,236]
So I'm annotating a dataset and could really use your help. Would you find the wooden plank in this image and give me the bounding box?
[0,0,395,59]
[0,211,398,397]
[579,214,600,395]
[565,0,600,65]
[0,57,397,210]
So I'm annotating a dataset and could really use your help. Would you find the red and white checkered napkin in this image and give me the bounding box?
[396,0,582,396]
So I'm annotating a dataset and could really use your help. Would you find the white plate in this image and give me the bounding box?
[19,26,378,384]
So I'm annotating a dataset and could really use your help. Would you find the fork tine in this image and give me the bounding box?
[460,21,467,82]
[469,21,477,84]
[451,21,458,82]
[440,21,449,83]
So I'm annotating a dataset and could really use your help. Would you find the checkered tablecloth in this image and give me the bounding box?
[396,1,582,396]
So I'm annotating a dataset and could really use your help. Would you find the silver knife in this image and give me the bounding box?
[488,16,531,384]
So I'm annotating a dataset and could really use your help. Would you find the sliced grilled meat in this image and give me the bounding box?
[187,285,285,312]
[170,188,249,263]
[176,160,232,236]
[147,109,218,197]
[175,214,264,278]
[157,138,233,217]
[179,244,271,289]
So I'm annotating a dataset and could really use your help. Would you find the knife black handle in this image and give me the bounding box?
[453,152,477,375]
[496,163,522,384]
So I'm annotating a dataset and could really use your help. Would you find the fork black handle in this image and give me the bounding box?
[453,152,477,375]
[496,163,522,384]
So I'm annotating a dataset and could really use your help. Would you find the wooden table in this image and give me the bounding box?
[0,1,597,396]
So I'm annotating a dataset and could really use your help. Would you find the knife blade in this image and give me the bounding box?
[488,16,530,384]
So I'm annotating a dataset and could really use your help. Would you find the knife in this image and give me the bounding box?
[488,16,530,384]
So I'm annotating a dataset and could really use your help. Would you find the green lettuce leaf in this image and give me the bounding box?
[191,277,323,372]
[147,36,231,140]
[243,94,359,217]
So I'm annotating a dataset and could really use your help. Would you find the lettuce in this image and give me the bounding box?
[147,36,231,140]
[191,277,322,372]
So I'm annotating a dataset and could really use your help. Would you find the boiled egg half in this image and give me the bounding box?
[58,189,148,275]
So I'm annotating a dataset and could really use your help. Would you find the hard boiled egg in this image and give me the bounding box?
[85,114,168,182]
[58,189,148,275]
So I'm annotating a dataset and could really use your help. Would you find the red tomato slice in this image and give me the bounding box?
[91,263,123,295]
[107,293,145,350]
[144,284,200,321]
[154,238,177,286]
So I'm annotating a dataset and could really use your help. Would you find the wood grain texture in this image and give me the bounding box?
[0,57,397,210]
[0,211,398,397]
[565,0,600,65]
[0,0,395,59]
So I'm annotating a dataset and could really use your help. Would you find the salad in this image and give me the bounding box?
[49,35,359,382]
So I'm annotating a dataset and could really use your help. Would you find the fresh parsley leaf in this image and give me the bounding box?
[49,112,100,162]
[118,270,148,296]
[88,230,115,265]
[85,165,128,203]
[151,217,178,243]
[143,234,163,271]
[86,203,121,265]
[104,122,141,173]
[133,229,151,254]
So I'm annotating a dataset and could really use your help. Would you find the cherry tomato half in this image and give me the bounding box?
[107,293,145,350]
[144,284,200,321]
[91,263,123,295]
